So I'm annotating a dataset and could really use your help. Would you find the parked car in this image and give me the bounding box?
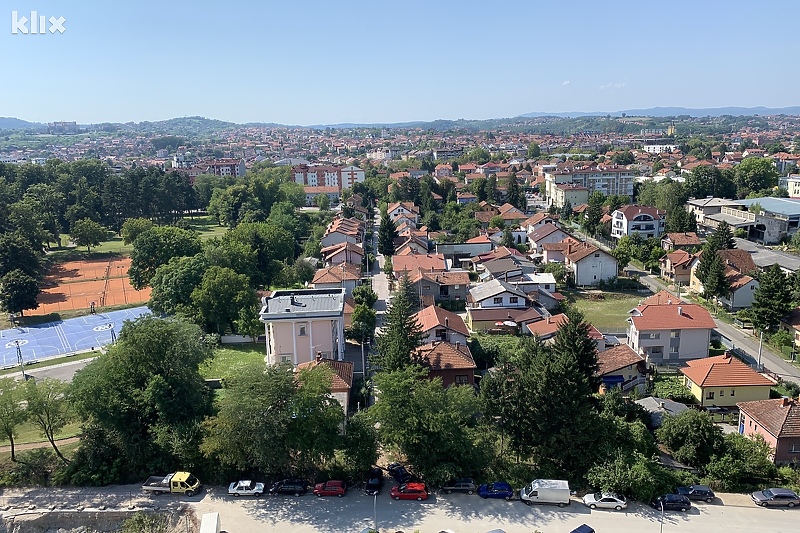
[570,526,596,533]
[390,482,429,501]
[477,482,514,500]
[386,463,413,484]
[365,468,384,496]
[313,480,346,497]
[582,492,627,511]
[650,494,691,512]
[269,478,307,496]
[751,488,800,507]
[441,478,477,495]
[227,480,264,497]
[676,485,715,503]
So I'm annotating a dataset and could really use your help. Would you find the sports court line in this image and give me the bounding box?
[55,324,73,353]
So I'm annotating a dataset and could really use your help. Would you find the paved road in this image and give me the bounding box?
[1,487,797,533]
[5,356,96,383]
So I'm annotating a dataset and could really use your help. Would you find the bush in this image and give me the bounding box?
[438,300,466,312]
[652,374,697,405]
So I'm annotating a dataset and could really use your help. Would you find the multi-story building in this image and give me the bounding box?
[292,164,365,191]
[627,301,715,366]
[206,158,246,178]
[544,164,634,206]
[551,183,589,209]
[610,205,667,240]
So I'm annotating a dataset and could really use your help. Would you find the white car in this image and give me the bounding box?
[228,480,265,497]
[582,492,627,510]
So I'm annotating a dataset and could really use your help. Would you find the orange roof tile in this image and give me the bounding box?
[526,313,568,337]
[680,354,775,388]
[412,305,470,337]
[737,398,800,438]
[414,341,476,371]
[296,359,354,391]
[630,303,715,330]
[597,344,644,376]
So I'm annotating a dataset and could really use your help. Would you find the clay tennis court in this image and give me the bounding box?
[32,257,151,315]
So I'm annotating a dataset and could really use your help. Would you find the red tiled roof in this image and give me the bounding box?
[393,253,446,275]
[680,354,775,388]
[630,303,716,330]
[597,344,644,376]
[312,262,362,284]
[526,313,568,337]
[296,359,354,391]
[415,341,476,371]
[641,290,681,306]
[616,205,666,219]
[664,232,702,246]
[412,305,470,337]
[737,398,800,438]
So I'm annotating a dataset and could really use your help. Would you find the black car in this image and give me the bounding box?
[650,494,691,512]
[365,467,384,495]
[441,478,477,495]
[676,484,715,503]
[386,463,413,484]
[269,478,307,496]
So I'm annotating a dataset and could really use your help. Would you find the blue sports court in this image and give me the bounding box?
[0,306,151,369]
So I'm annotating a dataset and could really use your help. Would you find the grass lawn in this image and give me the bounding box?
[190,215,229,241]
[0,351,98,377]
[567,291,644,331]
[200,343,265,380]
[4,421,83,446]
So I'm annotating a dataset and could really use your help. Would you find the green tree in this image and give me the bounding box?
[560,200,573,221]
[656,409,723,467]
[751,264,793,333]
[314,193,331,211]
[396,273,421,312]
[25,378,72,464]
[340,411,379,476]
[527,142,542,159]
[221,222,294,287]
[70,218,107,252]
[377,213,398,256]
[148,255,209,316]
[128,226,202,289]
[68,317,212,483]
[506,176,523,209]
[665,206,697,234]
[121,218,154,245]
[0,232,41,279]
[484,175,498,204]
[735,157,779,196]
[352,285,378,308]
[0,378,28,462]
[489,215,505,229]
[374,290,424,372]
[583,192,605,235]
[705,433,777,491]
[541,262,569,286]
[708,221,735,250]
[0,269,40,316]
[190,266,257,334]
[701,252,731,304]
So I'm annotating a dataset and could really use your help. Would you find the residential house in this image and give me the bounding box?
[661,232,702,251]
[610,205,667,240]
[521,212,558,234]
[259,288,346,366]
[737,397,800,465]
[320,217,364,248]
[689,249,759,309]
[395,235,429,256]
[627,301,716,365]
[635,396,691,428]
[780,307,800,350]
[311,263,362,296]
[456,191,478,205]
[551,183,589,209]
[564,242,618,286]
[660,249,695,286]
[541,237,581,263]
[387,202,420,225]
[206,158,246,178]
[320,241,364,266]
[597,344,647,394]
[435,240,493,269]
[468,278,528,309]
[528,224,570,255]
[296,357,353,414]
[496,203,528,226]
[412,305,470,345]
[470,246,524,271]
[480,255,538,283]
[465,307,531,333]
[414,341,476,387]
[488,227,528,247]
[680,353,774,407]
[408,269,470,306]
[392,252,447,280]
[525,313,568,340]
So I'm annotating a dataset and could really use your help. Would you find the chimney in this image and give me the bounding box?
[781,397,790,408]
[455,341,461,350]
[659,401,666,409]
[677,306,682,316]
[445,317,449,327]
[316,351,322,362]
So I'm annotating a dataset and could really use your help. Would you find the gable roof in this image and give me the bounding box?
[616,205,666,220]
[312,262,362,284]
[680,354,775,388]
[466,307,530,322]
[641,290,680,306]
[629,302,716,330]
[526,313,568,337]
[392,253,447,275]
[387,202,420,215]
[409,269,470,287]
[528,223,565,242]
[597,344,644,376]
[415,341,476,371]
[737,398,800,438]
[296,359,354,391]
[663,249,695,268]
[566,242,611,263]
[469,278,527,302]
[717,248,757,274]
[664,232,702,246]
[522,212,556,227]
[412,305,470,337]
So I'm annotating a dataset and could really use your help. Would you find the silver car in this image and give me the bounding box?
[582,492,627,511]
[751,488,800,507]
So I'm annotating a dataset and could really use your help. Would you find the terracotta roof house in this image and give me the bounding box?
[408,269,470,306]
[528,223,570,254]
[737,397,800,465]
[412,305,470,346]
[387,202,420,224]
[659,249,695,286]
[564,242,618,286]
[597,344,647,394]
[320,241,365,266]
[392,252,447,279]
[311,262,363,296]
[297,357,354,414]
[611,205,667,240]
[526,313,568,340]
[466,306,531,333]
[627,301,715,365]
[541,237,581,263]
[680,353,774,407]
[641,290,681,306]
[662,232,702,251]
[521,212,558,233]
[689,249,759,310]
[414,341,477,387]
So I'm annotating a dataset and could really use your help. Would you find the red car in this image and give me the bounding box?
[313,480,347,497]
[390,482,429,501]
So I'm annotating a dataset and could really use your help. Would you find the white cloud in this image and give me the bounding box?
[598,83,626,90]
[562,80,570,86]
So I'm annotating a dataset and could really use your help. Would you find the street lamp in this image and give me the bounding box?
[659,499,664,533]
[14,340,26,381]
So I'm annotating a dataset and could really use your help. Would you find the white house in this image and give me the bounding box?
[527,223,570,254]
[259,288,346,366]
[610,205,667,240]
[627,300,716,366]
[387,202,420,225]
[412,305,470,346]
[564,243,618,286]
[468,278,528,308]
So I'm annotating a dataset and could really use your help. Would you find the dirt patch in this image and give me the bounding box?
[0,508,197,533]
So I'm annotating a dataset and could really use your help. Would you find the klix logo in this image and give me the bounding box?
[11,10,66,34]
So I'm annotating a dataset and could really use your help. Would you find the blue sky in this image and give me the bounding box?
[2,0,798,125]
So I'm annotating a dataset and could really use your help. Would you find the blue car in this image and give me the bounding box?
[478,481,514,500]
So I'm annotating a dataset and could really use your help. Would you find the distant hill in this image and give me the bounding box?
[519,106,800,118]
[0,117,45,130]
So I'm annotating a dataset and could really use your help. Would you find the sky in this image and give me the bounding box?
[2,0,798,125]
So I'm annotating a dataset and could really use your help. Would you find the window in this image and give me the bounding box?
[670,346,679,353]
[455,375,469,385]
[706,391,715,400]
[790,443,800,454]
[647,333,661,339]
[423,285,431,291]
[670,330,680,338]
[719,390,725,396]
[594,253,600,257]
[454,285,460,289]
[509,297,519,304]
[298,323,307,337]
[280,355,292,364]
[493,297,503,304]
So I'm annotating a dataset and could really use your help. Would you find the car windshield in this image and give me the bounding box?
[593,492,603,500]
[186,475,198,486]
[762,489,774,498]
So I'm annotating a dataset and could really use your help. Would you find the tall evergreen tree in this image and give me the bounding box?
[708,221,735,250]
[751,264,792,333]
[560,200,573,221]
[701,253,731,302]
[583,192,605,236]
[485,175,498,205]
[373,291,424,372]
[549,309,601,395]
[506,175,523,209]
[377,213,398,256]
[396,273,421,313]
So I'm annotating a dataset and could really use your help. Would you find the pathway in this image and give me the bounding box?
[0,436,80,454]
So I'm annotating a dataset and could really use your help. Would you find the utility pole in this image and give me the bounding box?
[757,330,764,370]
[15,341,26,381]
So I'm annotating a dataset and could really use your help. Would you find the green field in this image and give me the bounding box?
[567,291,645,331]
[200,343,265,380]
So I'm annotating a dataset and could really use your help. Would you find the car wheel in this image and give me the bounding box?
[185,491,194,498]
[394,496,400,501]
[295,492,301,497]
[524,500,532,506]
[558,502,566,508]
[337,494,343,498]
[789,502,796,508]
[706,497,713,503]
[505,496,511,501]
[467,490,473,495]
[680,507,688,512]
[233,493,240,498]
[615,505,622,511]
[589,504,597,510]
[446,490,452,494]
[315,493,321,497]
[416,497,423,501]
[255,492,262,497]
